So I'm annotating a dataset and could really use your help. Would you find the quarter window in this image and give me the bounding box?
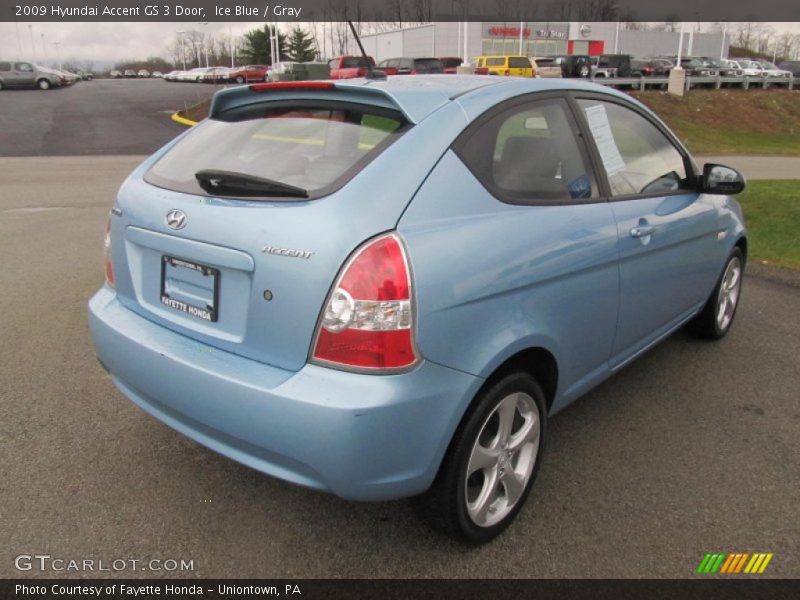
[456,98,596,204]
[577,99,693,197]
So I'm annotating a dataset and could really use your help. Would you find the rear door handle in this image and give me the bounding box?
[630,225,656,238]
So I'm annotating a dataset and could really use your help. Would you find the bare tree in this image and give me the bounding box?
[653,17,680,33]
[734,22,756,51]
[576,0,619,21]
[755,24,774,55]
[775,32,794,61]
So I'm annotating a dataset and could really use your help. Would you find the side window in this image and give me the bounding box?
[487,57,504,67]
[15,62,33,72]
[0,62,11,71]
[509,57,530,69]
[456,98,596,204]
[577,99,693,197]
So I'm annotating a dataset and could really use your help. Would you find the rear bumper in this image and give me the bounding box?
[88,287,480,501]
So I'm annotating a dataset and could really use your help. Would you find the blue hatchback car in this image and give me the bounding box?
[89,76,747,542]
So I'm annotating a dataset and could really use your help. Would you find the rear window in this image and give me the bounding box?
[509,57,531,68]
[441,58,462,69]
[341,57,374,68]
[145,103,408,200]
[414,59,443,73]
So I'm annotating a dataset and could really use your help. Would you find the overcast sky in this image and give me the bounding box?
[0,22,263,67]
[2,21,800,67]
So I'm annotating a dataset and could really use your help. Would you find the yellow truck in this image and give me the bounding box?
[472,55,535,77]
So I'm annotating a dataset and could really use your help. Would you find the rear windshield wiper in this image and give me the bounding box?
[195,169,308,198]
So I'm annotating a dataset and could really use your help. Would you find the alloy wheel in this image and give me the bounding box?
[716,256,742,332]
[465,392,541,528]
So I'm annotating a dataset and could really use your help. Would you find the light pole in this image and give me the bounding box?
[53,41,62,71]
[193,41,201,68]
[720,23,727,59]
[41,33,47,64]
[28,25,37,63]
[199,22,209,67]
[14,21,23,60]
[176,31,186,70]
[229,25,235,68]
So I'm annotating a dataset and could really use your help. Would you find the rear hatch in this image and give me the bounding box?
[109,84,442,372]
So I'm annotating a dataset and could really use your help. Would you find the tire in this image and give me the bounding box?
[689,248,744,340]
[235,76,245,84]
[414,372,547,544]
[37,78,51,90]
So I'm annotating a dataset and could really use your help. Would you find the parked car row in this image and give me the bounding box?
[162,66,268,84]
[0,60,93,90]
[108,55,799,88]
[110,69,165,78]
[588,55,793,80]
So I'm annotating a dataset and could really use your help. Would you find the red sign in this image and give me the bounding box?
[488,26,530,38]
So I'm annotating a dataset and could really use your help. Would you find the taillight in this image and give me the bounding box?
[104,216,115,287]
[311,233,417,371]
[504,69,510,76]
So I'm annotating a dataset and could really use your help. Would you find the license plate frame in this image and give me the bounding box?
[160,255,220,322]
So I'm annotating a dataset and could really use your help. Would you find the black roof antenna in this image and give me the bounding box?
[347,20,386,81]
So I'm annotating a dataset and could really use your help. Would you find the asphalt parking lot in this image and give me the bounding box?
[0,78,216,156]
[0,81,798,579]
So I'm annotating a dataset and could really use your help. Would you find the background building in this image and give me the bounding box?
[358,22,729,61]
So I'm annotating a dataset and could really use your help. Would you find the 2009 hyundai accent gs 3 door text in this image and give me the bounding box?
[89,76,747,543]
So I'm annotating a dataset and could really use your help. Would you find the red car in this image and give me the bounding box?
[229,65,269,84]
[328,56,375,79]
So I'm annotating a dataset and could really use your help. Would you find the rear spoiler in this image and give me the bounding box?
[208,81,418,123]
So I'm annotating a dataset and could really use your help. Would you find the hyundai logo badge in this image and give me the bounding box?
[165,209,188,230]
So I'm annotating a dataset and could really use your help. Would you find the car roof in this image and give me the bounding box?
[335,75,635,123]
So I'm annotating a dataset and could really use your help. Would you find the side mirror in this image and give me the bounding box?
[701,163,746,195]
